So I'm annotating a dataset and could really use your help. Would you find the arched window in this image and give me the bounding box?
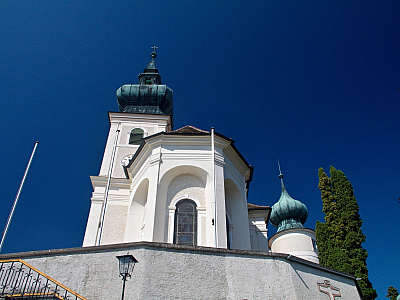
[173,199,197,246]
[129,128,144,145]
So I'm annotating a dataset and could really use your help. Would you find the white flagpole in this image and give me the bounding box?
[96,124,120,246]
[0,141,39,253]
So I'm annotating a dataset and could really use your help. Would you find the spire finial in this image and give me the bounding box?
[151,46,158,59]
[278,159,284,179]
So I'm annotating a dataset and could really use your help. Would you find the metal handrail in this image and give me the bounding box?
[0,259,87,300]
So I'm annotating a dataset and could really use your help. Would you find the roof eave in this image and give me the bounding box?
[124,129,253,185]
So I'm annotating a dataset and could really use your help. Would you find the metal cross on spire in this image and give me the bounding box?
[151,46,158,59]
[278,159,283,179]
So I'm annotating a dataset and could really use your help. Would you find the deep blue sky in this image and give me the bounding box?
[0,1,399,298]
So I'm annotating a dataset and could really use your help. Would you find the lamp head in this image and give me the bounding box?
[117,254,138,278]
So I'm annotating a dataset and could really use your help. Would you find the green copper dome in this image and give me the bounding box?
[269,173,308,232]
[116,47,174,127]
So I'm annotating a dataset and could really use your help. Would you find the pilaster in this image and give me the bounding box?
[141,147,162,242]
[214,152,227,248]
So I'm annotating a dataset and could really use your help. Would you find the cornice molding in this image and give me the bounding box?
[108,112,171,126]
[90,176,131,189]
[161,152,212,161]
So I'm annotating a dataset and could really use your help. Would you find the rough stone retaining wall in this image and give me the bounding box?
[0,242,362,300]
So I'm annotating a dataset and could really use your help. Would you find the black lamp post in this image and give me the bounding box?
[117,254,138,300]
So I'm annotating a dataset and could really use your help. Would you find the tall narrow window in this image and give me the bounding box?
[173,199,197,246]
[129,128,144,145]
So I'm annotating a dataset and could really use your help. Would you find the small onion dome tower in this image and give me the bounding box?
[269,172,308,232]
[116,47,174,127]
[268,169,319,264]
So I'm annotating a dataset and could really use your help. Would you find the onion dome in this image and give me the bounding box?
[269,172,308,232]
[116,46,174,127]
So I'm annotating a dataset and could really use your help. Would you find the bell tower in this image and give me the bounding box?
[83,48,174,246]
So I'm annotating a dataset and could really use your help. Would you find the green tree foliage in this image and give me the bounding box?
[315,166,377,300]
[387,286,399,300]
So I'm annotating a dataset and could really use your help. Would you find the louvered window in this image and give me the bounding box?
[129,128,144,145]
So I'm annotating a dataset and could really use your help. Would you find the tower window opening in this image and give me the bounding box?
[129,128,144,145]
[173,199,197,246]
[312,239,318,251]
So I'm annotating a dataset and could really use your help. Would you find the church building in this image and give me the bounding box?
[82,49,269,252]
[0,50,363,299]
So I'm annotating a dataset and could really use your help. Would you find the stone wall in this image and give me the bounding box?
[0,242,362,300]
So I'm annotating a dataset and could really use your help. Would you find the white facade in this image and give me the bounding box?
[83,112,269,252]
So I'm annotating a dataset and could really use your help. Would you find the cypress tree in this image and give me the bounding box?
[387,286,399,300]
[316,166,377,300]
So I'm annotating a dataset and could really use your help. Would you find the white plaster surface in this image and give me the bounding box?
[101,205,128,244]
[248,211,269,252]
[113,146,138,178]
[225,179,250,250]
[124,179,148,242]
[167,174,205,207]
[270,228,319,264]
[5,243,361,300]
